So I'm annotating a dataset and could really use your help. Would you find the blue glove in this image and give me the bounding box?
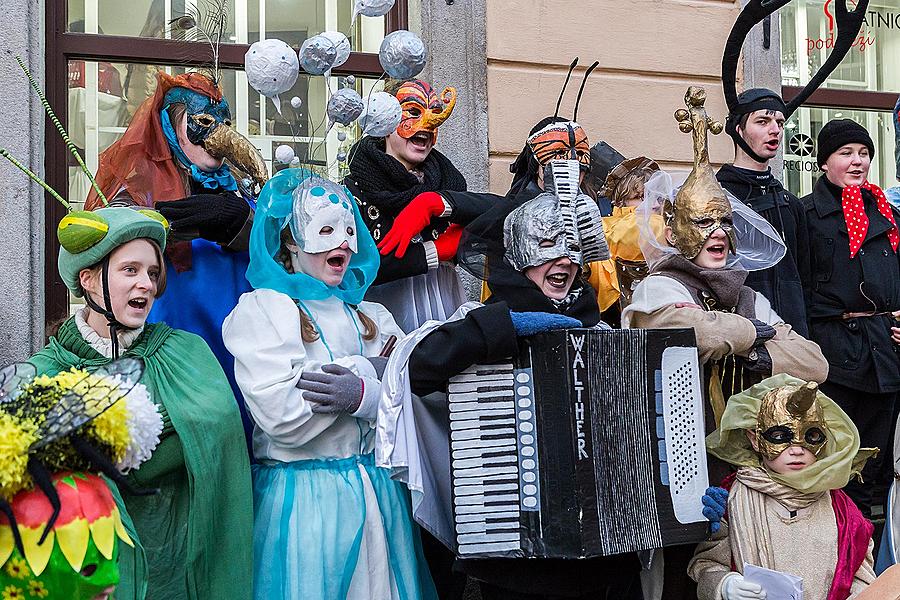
[509,311,582,337]
[702,486,729,534]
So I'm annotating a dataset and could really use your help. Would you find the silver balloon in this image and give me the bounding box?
[290,96,303,109]
[379,30,427,80]
[352,0,395,22]
[290,156,301,167]
[359,91,402,137]
[337,151,348,162]
[327,88,365,126]
[245,39,299,113]
[320,31,351,69]
[337,131,347,142]
[275,144,296,164]
[299,34,337,76]
[344,75,356,87]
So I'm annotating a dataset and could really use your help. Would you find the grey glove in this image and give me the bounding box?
[749,319,776,346]
[297,364,363,414]
[366,356,388,380]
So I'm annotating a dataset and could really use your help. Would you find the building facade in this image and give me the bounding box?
[0,0,896,365]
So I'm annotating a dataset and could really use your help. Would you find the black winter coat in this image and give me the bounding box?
[801,176,900,393]
[717,164,810,337]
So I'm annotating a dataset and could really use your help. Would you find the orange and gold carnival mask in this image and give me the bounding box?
[395,80,458,143]
[526,120,591,171]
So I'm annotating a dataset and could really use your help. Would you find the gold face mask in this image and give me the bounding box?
[664,87,737,260]
[755,381,829,461]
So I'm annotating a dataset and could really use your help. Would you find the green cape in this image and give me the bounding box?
[28,318,252,599]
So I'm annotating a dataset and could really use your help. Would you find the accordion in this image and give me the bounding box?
[447,328,709,559]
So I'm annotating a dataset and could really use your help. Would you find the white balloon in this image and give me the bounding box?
[290,157,301,167]
[352,0,395,23]
[378,30,427,80]
[275,144,296,164]
[245,39,299,110]
[320,31,351,69]
[290,96,303,109]
[359,91,402,137]
[327,88,365,125]
[299,35,338,76]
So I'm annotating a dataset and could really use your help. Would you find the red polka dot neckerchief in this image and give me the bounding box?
[841,181,899,258]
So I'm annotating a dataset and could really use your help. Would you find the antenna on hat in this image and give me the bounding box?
[573,60,599,123]
[553,58,579,121]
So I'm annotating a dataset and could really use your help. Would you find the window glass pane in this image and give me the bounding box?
[782,107,896,197]
[781,0,899,93]
[67,0,385,52]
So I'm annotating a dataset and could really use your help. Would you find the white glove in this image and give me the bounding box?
[721,573,767,600]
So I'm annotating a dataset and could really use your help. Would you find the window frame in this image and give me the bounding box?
[43,0,407,327]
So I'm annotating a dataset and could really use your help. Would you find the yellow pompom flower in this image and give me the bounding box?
[88,400,131,462]
[0,415,37,499]
[3,558,29,580]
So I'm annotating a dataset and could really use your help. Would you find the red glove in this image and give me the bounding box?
[378,192,446,258]
[435,224,464,262]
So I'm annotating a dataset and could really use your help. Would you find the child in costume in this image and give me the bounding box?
[0,357,162,600]
[588,154,664,320]
[1,59,253,600]
[346,78,490,333]
[688,374,877,599]
[27,207,253,600]
[222,169,436,600]
[622,87,828,424]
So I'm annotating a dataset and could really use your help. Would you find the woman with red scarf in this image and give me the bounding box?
[800,119,900,519]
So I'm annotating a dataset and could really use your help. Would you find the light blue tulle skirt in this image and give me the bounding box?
[252,453,437,600]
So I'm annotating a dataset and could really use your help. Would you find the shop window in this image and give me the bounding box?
[45,0,406,326]
[780,0,900,196]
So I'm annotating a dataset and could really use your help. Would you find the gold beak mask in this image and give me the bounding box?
[201,120,269,193]
[664,87,737,260]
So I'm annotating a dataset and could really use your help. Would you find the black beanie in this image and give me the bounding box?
[816,119,875,167]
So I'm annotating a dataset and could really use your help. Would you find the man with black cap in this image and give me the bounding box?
[717,0,870,338]
[717,90,811,337]
[800,117,900,517]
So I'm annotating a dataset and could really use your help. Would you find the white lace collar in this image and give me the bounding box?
[75,307,145,359]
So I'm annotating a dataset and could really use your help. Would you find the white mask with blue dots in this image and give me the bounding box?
[290,177,359,254]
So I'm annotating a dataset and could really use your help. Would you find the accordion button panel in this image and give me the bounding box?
[660,346,709,524]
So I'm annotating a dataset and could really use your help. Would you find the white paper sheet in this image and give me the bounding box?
[743,563,804,600]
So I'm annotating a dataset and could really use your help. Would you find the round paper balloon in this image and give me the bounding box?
[245,39,299,112]
[352,0,395,22]
[379,30,427,80]
[320,31,351,69]
[327,89,365,126]
[299,34,338,76]
[275,144,296,164]
[359,91,402,137]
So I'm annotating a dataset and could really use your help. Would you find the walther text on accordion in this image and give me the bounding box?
[447,328,709,558]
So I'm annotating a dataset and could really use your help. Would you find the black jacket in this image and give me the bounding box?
[344,136,492,285]
[801,176,900,393]
[717,164,810,337]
